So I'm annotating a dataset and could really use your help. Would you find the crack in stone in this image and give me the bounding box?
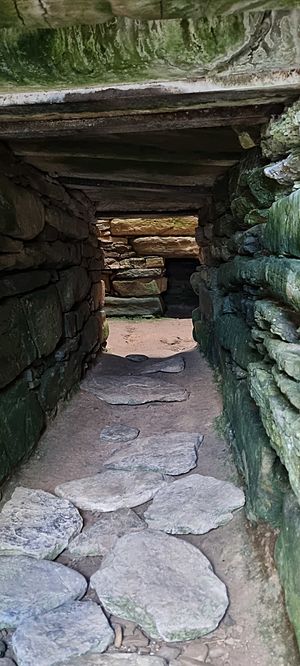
[37,0,52,27]
[12,0,26,26]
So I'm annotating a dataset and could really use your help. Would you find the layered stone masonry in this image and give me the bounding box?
[190,101,300,649]
[97,216,198,316]
[0,144,107,485]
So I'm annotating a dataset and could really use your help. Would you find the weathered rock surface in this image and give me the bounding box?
[68,509,145,557]
[272,366,300,410]
[254,299,300,343]
[249,363,300,502]
[262,337,300,381]
[275,491,300,648]
[0,555,86,628]
[113,277,167,297]
[126,354,149,362]
[105,296,164,317]
[12,601,114,666]
[81,375,188,405]
[91,531,228,642]
[0,487,82,559]
[58,654,166,666]
[264,190,300,257]
[104,432,203,475]
[100,424,140,443]
[110,216,197,237]
[55,470,167,511]
[144,475,245,534]
[132,236,198,258]
[215,314,258,370]
[138,356,185,374]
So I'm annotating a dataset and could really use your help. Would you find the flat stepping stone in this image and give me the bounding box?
[100,425,140,444]
[81,375,188,405]
[56,655,165,665]
[55,470,167,512]
[91,531,228,642]
[138,356,185,374]
[0,487,82,559]
[126,354,149,362]
[144,475,245,534]
[12,601,114,666]
[104,432,203,475]
[69,509,146,557]
[0,555,86,629]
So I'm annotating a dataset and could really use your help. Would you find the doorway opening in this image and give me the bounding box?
[163,258,199,318]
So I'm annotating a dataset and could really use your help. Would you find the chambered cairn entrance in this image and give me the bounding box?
[0,2,300,665]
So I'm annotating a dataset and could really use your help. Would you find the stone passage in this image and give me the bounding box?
[98,216,198,316]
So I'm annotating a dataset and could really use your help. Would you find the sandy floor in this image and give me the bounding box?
[2,318,299,666]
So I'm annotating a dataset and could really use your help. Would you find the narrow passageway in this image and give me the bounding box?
[1,319,297,665]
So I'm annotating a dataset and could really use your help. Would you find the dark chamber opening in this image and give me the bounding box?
[163,258,199,318]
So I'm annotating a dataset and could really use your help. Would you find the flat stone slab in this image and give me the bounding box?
[81,375,188,405]
[104,432,203,475]
[58,655,166,666]
[12,601,114,666]
[55,470,167,512]
[68,509,146,557]
[144,475,245,534]
[91,531,228,642]
[0,555,86,629]
[0,487,82,559]
[138,356,185,374]
[126,354,149,362]
[100,424,140,444]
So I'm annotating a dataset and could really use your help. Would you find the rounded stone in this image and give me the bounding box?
[100,425,140,444]
[0,555,87,629]
[91,531,228,642]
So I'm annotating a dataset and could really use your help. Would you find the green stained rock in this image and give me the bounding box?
[105,295,164,316]
[264,189,300,258]
[243,208,269,227]
[272,366,300,411]
[275,491,300,652]
[218,256,300,311]
[21,286,63,358]
[112,277,167,297]
[215,314,259,370]
[230,193,257,221]
[0,270,51,301]
[262,100,300,159]
[222,367,286,525]
[0,176,44,240]
[254,299,300,343]
[0,378,45,483]
[39,350,84,412]
[57,267,91,312]
[264,150,300,187]
[245,167,287,208]
[249,362,300,502]
[0,297,36,389]
[262,337,300,381]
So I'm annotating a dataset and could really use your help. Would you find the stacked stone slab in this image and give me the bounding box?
[191,100,300,649]
[0,144,107,485]
[97,216,198,316]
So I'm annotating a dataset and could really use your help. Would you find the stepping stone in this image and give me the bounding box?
[56,655,165,665]
[0,555,86,629]
[138,356,185,375]
[68,509,146,557]
[126,354,149,362]
[144,475,245,534]
[91,531,228,642]
[100,425,140,444]
[0,487,82,559]
[81,375,188,405]
[55,470,167,512]
[12,601,114,666]
[104,432,203,475]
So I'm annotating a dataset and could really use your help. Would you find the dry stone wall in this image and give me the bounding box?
[0,145,107,485]
[191,101,300,649]
[97,216,198,316]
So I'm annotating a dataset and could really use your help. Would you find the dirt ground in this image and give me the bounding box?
[2,318,299,666]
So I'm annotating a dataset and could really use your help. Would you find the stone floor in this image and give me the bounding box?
[0,318,299,665]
